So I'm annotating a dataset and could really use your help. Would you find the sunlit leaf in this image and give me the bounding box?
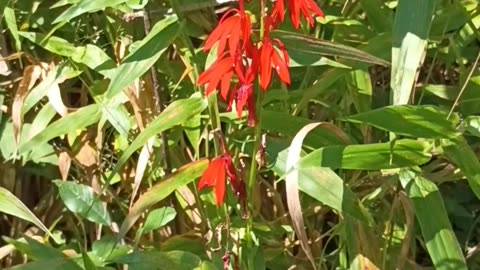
[118,160,208,239]
[0,188,58,242]
[400,170,467,270]
[53,0,130,23]
[298,139,432,170]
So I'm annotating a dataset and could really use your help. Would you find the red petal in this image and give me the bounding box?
[287,0,300,29]
[198,57,233,94]
[213,159,226,205]
[241,15,251,48]
[228,19,241,57]
[260,41,273,90]
[271,42,290,85]
[306,0,324,17]
[220,70,233,101]
[197,157,227,205]
[204,24,227,52]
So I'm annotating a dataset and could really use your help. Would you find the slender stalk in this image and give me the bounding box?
[246,0,266,268]
[142,9,171,173]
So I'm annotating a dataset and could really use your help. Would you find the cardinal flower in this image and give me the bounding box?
[198,154,245,205]
[272,0,324,29]
[259,37,290,90]
[197,54,236,100]
[203,6,251,58]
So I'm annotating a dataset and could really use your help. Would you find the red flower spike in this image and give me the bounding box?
[197,55,234,97]
[198,154,246,206]
[203,8,251,58]
[198,157,227,205]
[272,0,324,29]
[259,38,290,90]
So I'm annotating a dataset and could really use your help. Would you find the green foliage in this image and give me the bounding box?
[1,0,480,269]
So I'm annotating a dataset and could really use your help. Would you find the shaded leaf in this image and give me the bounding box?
[341,105,460,139]
[113,250,211,270]
[271,30,389,66]
[261,110,350,147]
[441,136,480,200]
[143,207,177,233]
[0,187,58,242]
[54,180,112,226]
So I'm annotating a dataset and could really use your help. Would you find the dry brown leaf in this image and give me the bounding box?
[47,80,69,116]
[69,130,100,192]
[12,64,43,143]
[352,254,380,270]
[58,151,72,181]
[397,192,414,270]
[286,123,323,270]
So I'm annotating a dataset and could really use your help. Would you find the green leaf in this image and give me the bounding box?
[118,160,208,239]
[4,5,21,52]
[53,0,129,24]
[391,0,435,105]
[19,104,102,154]
[271,146,372,224]
[0,188,58,242]
[105,16,182,100]
[298,139,432,170]
[71,45,117,78]
[8,236,64,261]
[464,115,480,137]
[113,250,211,270]
[92,236,129,262]
[9,258,83,270]
[441,136,480,200]
[400,170,467,270]
[109,96,206,180]
[261,110,349,147]
[54,180,112,226]
[18,33,116,78]
[19,32,77,57]
[359,0,393,33]
[271,30,389,66]
[341,105,460,139]
[143,207,177,233]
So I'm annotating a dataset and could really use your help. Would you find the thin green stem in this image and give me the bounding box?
[245,2,266,268]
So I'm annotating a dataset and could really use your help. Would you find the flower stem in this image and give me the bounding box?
[245,2,266,268]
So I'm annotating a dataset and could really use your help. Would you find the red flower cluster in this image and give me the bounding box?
[198,0,324,205]
[198,153,245,206]
[198,0,324,126]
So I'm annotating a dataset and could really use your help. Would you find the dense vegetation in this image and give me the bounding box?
[1,0,480,269]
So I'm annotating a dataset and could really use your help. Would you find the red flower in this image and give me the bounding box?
[198,154,245,205]
[203,8,251,58]
[197,54,236,100]
[273,0,324,29]
[259,37,290,90]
